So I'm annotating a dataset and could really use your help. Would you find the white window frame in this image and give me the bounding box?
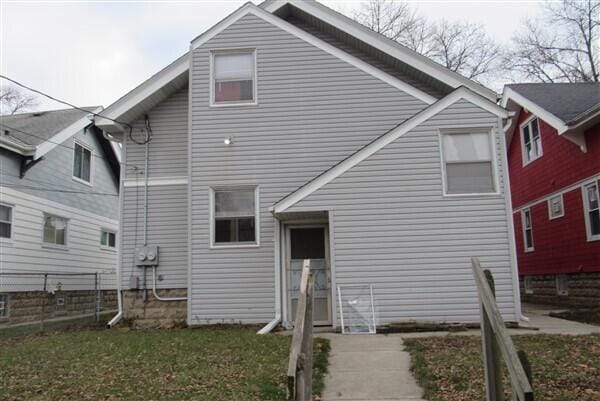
[0,202,14,241]
[520,115,543,166]
[0,294,8,319]
[209,186,260,249]
[72,139,94,186]
[522,208,534,252]
[100,228,117,251]
[548,194,564,220]
[439,127,499,197]
[556,274,568,296]
[42,213,69,249]
[209,49,258,107]
[582,179,600,242]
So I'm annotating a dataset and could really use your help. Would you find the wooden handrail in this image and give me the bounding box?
[287,260,315,401]
[471,257,534,401]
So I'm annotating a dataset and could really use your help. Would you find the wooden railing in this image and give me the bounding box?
[471,257,534,401]
[287,260,315,401]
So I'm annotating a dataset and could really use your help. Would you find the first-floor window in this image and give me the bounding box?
[522,208,534,251]
[0,204,13,239]
[43,214,68,246]
[0,294,8,319]
[441,131,496,195]
[212,188,258,245]
[548,194,564,219]
[100,230,116,249]
[583,181,600,240]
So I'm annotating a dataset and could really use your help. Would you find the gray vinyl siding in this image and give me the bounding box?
[119,87,189,290]
[188,13,431,324]
[0,129,119,220]
[288,100,517,323]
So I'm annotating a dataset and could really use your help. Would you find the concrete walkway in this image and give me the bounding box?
[318,333,425,401]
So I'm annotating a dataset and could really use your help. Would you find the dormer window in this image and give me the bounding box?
[211,50,256,106]
[520,116,542,165]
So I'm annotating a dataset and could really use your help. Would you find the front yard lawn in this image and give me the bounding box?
[404,334,600,401]
[0,326,330,401]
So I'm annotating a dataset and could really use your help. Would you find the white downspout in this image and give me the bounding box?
[258,219,282,334]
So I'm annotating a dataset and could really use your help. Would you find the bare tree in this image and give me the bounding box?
[0,85,38,115]
[352,0,501,85]
[507,0,599,82]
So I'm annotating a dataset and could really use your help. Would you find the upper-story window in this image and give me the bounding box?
[520,117,542,165]
[548,194,564,220]
[583,180,600,241]
[211,188,259,247]
[441,130,496,195]
[0,204,13,239]
[73,141,93,184]
[211,50,256,106]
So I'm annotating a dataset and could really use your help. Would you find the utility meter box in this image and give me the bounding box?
[135,245,159,267]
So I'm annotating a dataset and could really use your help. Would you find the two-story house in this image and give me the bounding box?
[96,0,520,330]
[0,107,120,325]
[502,83,600,307]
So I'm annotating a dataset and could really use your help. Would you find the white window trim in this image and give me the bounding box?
[209,186,260,249]
[438,127,500,197]
[41,212,69,250]
[0,202,14,242]
[582,179,600,242]
[0,294,9,319]
[209,49,258,108]
[519,115,543,166]
[522,208,534,252]
[100,228,117,251]
[547,194,565,220]
[72,139,94,187]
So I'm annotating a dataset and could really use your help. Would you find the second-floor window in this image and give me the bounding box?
[212,51,256,105]
[520,117,542,165]
[73,141,92,184]
[583,181,600,241]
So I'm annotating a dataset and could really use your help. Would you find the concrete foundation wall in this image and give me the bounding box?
[520,272,600,308]
[0,290,117,326]
[123,289,187,328]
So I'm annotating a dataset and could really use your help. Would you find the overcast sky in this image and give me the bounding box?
[1,1,543,111]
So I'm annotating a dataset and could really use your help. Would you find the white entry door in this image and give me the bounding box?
[286,226,332,326]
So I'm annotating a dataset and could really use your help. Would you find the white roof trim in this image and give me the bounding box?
[272,86,508,213]
[191,3,436,104]
[0,137,36,156]
[34,106,103,160]
[501,87,569,134]
[95,53,189,130]
[264,0,497,100]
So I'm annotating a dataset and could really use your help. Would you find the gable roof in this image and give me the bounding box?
[97,0,497,134]
[501,83,600,152]
[271,86,508,214]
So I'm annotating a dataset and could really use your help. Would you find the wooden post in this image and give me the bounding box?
[482,269,504,401]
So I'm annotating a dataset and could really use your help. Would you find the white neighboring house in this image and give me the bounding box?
[0,107,120,325]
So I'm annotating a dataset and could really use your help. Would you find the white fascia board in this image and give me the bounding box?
[122,176,188,187]
[264,0,497,101]
[191,3,437,105]
[95,54,189,130]
[272,86,508,213]
[501,87,569,134]
[34,106,103,160]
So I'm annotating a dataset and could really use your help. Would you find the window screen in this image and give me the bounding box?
[0,204,12,239]
[73,142,92,183]
[43,214,67,246]
[213,52,255,104]
[442,132,495,194]
[213,189,256,244]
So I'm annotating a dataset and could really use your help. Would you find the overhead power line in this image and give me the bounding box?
[0,75,133,130]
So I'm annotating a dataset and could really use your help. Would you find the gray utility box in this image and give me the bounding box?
[135,245,159,267]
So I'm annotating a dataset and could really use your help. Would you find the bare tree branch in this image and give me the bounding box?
[0,84,39,115]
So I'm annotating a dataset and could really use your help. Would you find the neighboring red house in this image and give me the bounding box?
[502,83,600,307]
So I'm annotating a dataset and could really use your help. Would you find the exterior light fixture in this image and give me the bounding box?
[224,137,233,145]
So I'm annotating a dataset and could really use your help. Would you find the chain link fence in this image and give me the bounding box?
[0,272,117,334]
